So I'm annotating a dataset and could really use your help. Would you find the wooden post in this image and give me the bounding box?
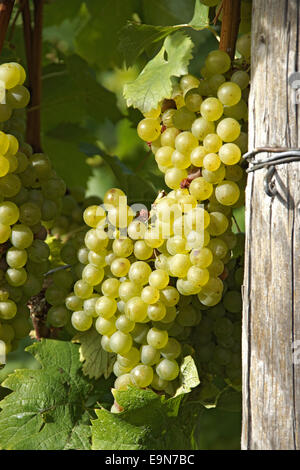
[242,0,300,449]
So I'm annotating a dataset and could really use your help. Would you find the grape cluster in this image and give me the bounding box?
[0,62,66,353]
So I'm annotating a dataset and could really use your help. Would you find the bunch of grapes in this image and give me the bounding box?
[0,62,67,353]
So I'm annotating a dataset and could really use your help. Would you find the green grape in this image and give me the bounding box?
[85,229,108,253]
[137,118,161,141]
[82,264,104,286]
[155,146,173,168]
[0,300,17,320]
[71,311,92,331]
[125,296,148,322]
[6,247,27,268]
[130,364,153,388]
[119,281,141,302]
[202,165,226,184]
[48,305,70,328]
[0,156,9,177]
[216,118,240,142]
[223,99,248,120]
[189,177,213,201]
[113,361,131,377]
[190,146,207,167]
[205,50,231,75]
[165,167,187,190]
[231,70,250,90]
[114,373,134,391]
[161,338,181,360]
[171,150,190,169]
[213,317,233,337]
[225,164,243,182]
[190,247,213,268]
[110,257,131,277]
[83,205,106,228]
[184,88,203,112]
[208,73,226,93]
[180,74,200,92]
[175,131,198,154]
[203,152,221,171]
[95,296,117,318]
[95,315,117,336]
[208,258,224,276]
[236,33,251,59]
[0,223,11,243]
[208,211,229,236]
[219,143,241,165]
[140,344,160,366]
[161,127,180,147]
[0,63,21,88]
[0,201,19,225]
[19,202,41,226]
[141,285,160,305]
[187,265,209,287]
[191,117,215,141]
[0,323,15,342]
[117,347,140,369]
[208,237,229,259]
[65,294,83,312]
[177,303,199,326]
[5,267,27,286]
[147,301,166,321]
[149,269,169,290]
[100,278,119,298]
[133,240,153,260]
[223,290,242,313]
[74,279,93,299]
[215,180,240,205]
[169,254,191,278]
[88,250,107,268]
[147,327,168,349]
[109,330,133,355]
[27,239,50,262]
[203,133,222,153]
[0,103,12,121]
[217,82,241,106]
[22,273,42,297]
[45,284,68,306]
[115,314,135,333]
[200,97,223,121]
[131,323,149,345]
[10,224,33,249]
[6,85,30,109]
[160,286,180,306]
[172,107,196,130]
[156,358,179,381]
[129,261,152,286]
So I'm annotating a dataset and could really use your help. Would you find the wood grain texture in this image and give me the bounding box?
[242,0,300,449]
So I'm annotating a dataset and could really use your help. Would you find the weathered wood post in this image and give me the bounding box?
[242,0,300,449]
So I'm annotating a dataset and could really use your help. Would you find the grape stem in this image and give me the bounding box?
[21,0,44,152]
[0,0,15,53]
[219,0,241,59]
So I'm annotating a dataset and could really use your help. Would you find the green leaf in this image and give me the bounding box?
[92,388,199,450]
[0,340,93,450]
[75,0,139,69]
[175,355,200,396]
[124,31,194,113]
[142,0,196,27]
[73,329,115,380]
[81,144,158,206]
[43,0,83,27]
[189,1,210,29]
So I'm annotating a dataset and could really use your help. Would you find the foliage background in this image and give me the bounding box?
[0,0,244,449]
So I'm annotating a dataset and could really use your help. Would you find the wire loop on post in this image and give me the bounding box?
[243,147,300,197]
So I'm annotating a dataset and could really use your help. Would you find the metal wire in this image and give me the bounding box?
[243,147,300,197]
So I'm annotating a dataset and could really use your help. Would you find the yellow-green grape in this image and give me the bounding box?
[208,237,229,259]
[162,109,175,128]
[6,247,27,268]
[125,297,148,322]
[113,362,131,377]
[190,146,207,167]
[190,247,213,268]
[217,82,241,106]
[233,131,248,154]
[180,74,200,93]
[128,220,147,241]
[112,238,133,257]
[161,127,180,147]
[0,131,9,154]
[114,374,134,391]
[175,131,198,154]
[177,304,199,326]
[133,240,153,260]
[0,300,17,320]
[147,301,166,321]
[151,373,168,391]
[203,133,222,153]
[161,338,181,360]
[208,73,226,93]
[65,294,83,312]
[217,118,240,142]
[71,311,93,331]
[101,335,113,352]
[6,154,18,172]
[82,264,104,286]
[171,150,190,169]
[236,33,251,59]
[165,167,187,189]
[189,177,213,201]
[198,78,212,95]
[184,88,203,112]
[5,267,27,286]
[218,143,241,165]
[6,85,30,109]
[166,236,188,255]
[129,261,152,286]
[6,134,19,154]
[95,296,117,318]
[130,364,153,388]
[117,347,140,368]
[0,156,9,177]
[0,223,11,243]
[110,257,131,277]
[200,97,223,121]
[144,105,161,119]
[191,117,215,141]
[109,331,133,355]
[119,281,141,302]
[151,135,161,154]
[0,103,12,122]
[198,291,222,307]
[104,187,126,207]
[208,211,229,236]
[160,286,180,307]
[115,314,135,333]
[202,165,226,184]
[107,205,134,228]
[156,358,179,381]
[184,206,210,230]
[83,297,99,317]
[88,250,107,268]
[231,70,250,90]
[10,224,33,249]
[187,265,209,287]
[85,229,108,252]
[168,254,191,278]
[160,306,177,324]
[0,63,21,89]
[201,276,224,296]
[100,278,119,298]
[140,344,160,366]
[0,201,19,225]
[225,164,243,182]
[208,258,224,276]
[223,99,248,120]
[141,285,160,305]
[215,180,240,206]
[205,50,231,75]
[203,153,221,171]
[155,146,173,167]
[83,205,106,228]
[147,327,168,349]
[137,118,161,142]
[176,194,197,213]
[148,269,169,290]
[74,280,93,299]
[173,107,196,131]
[95,315,117,336]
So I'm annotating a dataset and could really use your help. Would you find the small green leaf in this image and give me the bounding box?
[0,340,93,450]
[175,355,200,396]
[189,1,210,29]
[73,328,115,380]
[92,388,198,450]
[124,31,194,113]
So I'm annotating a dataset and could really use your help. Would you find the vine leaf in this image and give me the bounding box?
[175,355,200,396]
[73,328,115,381]
[0,340,93,450]
[92,387,201,450]
[123,31,194,113]
[188,1,210,29]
